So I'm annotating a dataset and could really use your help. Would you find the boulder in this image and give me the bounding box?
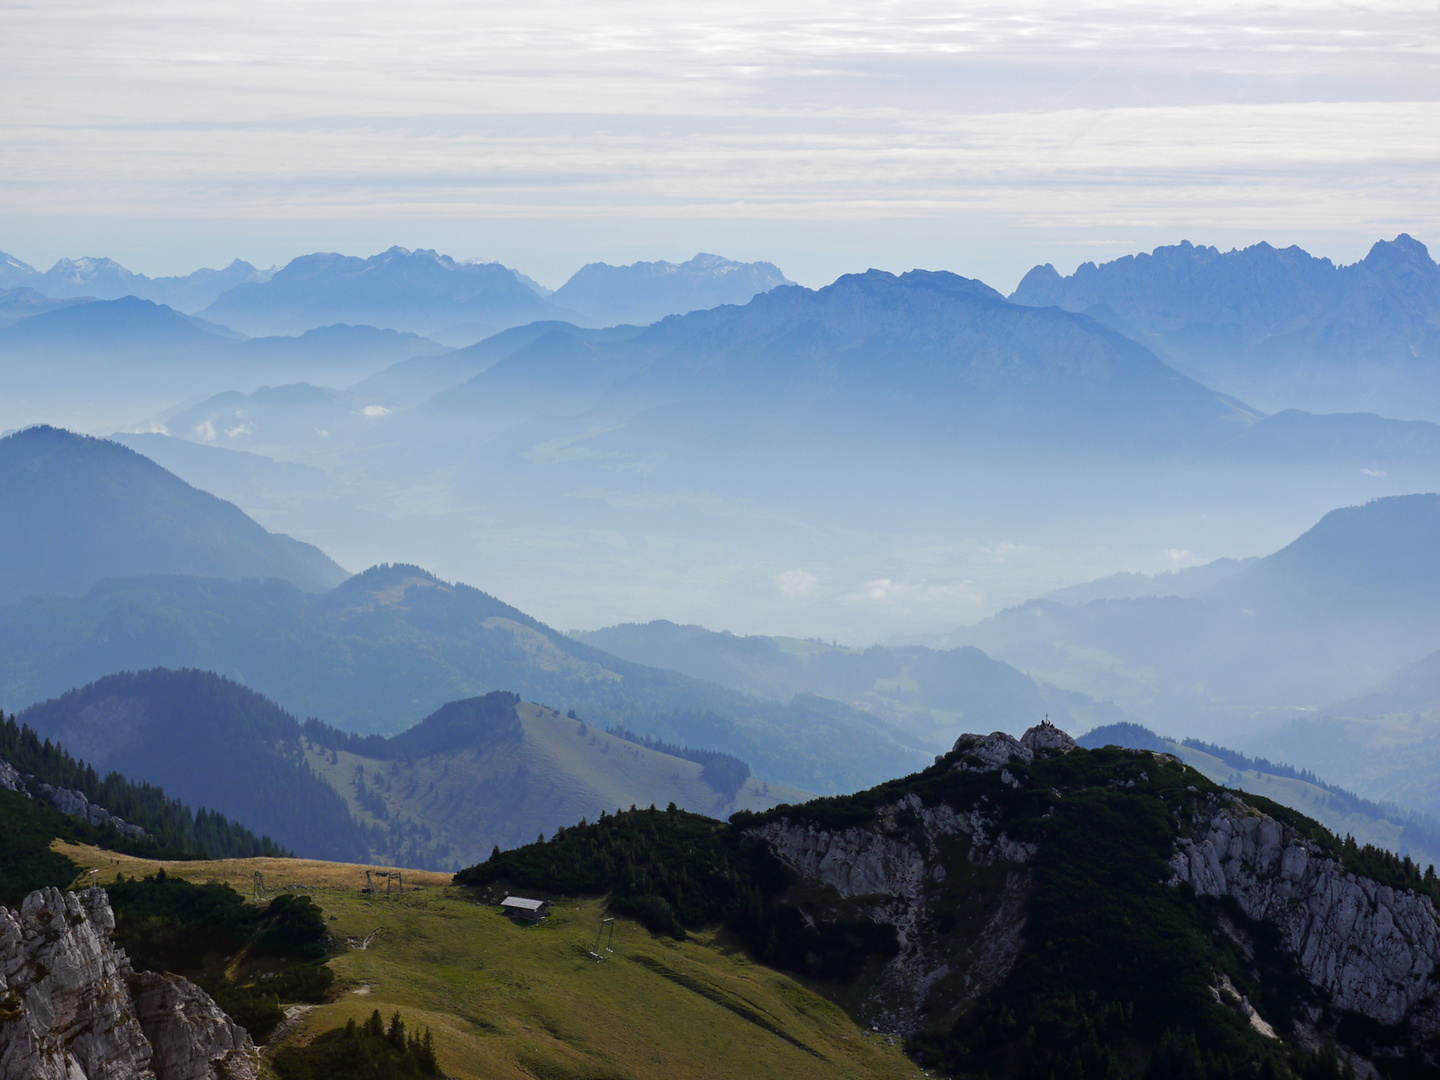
[951,732,1032,772]
[1020,722,1076,756]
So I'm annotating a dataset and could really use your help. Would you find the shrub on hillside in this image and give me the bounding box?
[272,1009,441,1079]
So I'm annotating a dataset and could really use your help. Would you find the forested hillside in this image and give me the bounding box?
[0,565,929,795]
[0,712,287,863]
[17,669,377,861]
[17,670,809,869]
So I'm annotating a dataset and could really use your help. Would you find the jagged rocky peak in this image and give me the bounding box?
[950,720,1076,772]
[0,886,259,1080]
[1019,719,1076,755]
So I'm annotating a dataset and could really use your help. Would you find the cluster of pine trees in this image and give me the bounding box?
[602,723,752,798]
[0,712,286,859]
[271,1009,441,1079]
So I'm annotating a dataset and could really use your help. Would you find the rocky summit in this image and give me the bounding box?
[0,886,258,1080]
[466,721,1440,1078]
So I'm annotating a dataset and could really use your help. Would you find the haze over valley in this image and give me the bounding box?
[6,3,1440,1075]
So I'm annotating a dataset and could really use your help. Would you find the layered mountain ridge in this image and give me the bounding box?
[1013,234,1440,420]
[13,669,808,869]
[946,493,1440,737]
[0,426,347,603]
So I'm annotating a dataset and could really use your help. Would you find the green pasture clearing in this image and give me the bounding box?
[56,843,919,1080]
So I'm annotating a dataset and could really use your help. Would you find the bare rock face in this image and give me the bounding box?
[132,973,259,1080]
[36,782,150,841]
[0,886,153,1080]
[748,791,1037,1033]
[1170,795,1440,1028]
[951,732,1032,772]
[0,754,149,841]
[951,723,1076,775]
[0,886,259,1080]
[0,758,24,793]
[1019,721,1076,756]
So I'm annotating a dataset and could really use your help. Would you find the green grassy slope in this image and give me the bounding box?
[56,844,918,1080]
[304,702,810,870]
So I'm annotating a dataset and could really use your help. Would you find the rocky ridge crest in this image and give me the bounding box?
[0,753,149,840]
[750,720,1440,1063]
[746,723,1078,1032]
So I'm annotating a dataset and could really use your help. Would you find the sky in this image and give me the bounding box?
[3,0,1438,292]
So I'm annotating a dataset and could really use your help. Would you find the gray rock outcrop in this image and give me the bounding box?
[951,731,1031,772]
[748,790,1036,1033]
[36,783,149,840]
[1020,721,1076,756]
[0,759,23,794]
[132,973,259,1080]
[0,886,259,1080]
[1170,794,1440,1028]
[0,754,149,841]
[951,722,1075,775]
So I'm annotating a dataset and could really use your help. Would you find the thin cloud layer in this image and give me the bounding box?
[2,1,1436,281]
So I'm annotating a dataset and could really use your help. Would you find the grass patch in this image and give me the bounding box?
[57,844,919,1080]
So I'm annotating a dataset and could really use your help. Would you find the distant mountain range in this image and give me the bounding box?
[0,297,449,431]
[14,669,806,868]
[200,247,557,343]
[1256,647,1440,824]
[1012,234,1440,420]
[0,295,450,365]
[390,267,1440,467]
[945,493,1440,739]
[574,620,1125,748]
[1,245,793,344]
[106,258,1440,654]
[0,426,347,603]
[200,247,793,343]
[0,288,91,328]
[0,563,929,796]
[549,253,793,328]
[0,250,271,310]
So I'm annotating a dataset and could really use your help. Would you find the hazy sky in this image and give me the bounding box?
[3,0,1437,290]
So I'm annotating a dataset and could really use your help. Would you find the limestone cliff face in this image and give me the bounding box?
[0,887,259,1080]
[745,728,1051,1033]
[748,721,1440,1058]
[1170,794,1440,1028]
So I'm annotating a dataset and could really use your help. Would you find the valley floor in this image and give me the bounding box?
[53,842,920,1080]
